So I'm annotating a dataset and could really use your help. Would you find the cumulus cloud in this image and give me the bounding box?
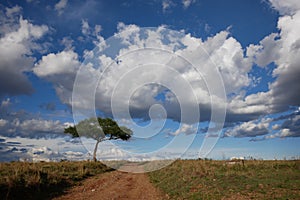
[34,50,80,76]
[0,119,8,127]
[224,118,270,137]
[69,25,255,125]
[0,136,91,162]
[0,98,68,138]
[162,0,174,12]
[0,135,194,162]
[5,5,22,17]
[243,0,300,117]
[182,0,195,9]
[19,119,64,134]
[29,1,300,141]
[265,129,290,139]
[1,98,11,108]
[95,24,102,35]
[247,33,279,67]
[55,0,68,15]
[274,111,300,137]
[269,0,300,15]
[33,24,256,127]
[60,36,74,50]
[253,111,300,140]
[240,109,300,141]
[0,9,48,97]
[80,19,103,45]
[0,98,11,118]
[81,19,90,36]
[34,50,80,104]
[0,118,65,138]
[170,123,197,135]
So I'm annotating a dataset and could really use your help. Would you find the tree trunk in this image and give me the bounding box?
[93,140,100,162]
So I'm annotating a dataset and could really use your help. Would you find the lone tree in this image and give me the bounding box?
[64,117,132,162]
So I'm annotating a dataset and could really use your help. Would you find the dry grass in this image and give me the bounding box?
[0,161,112,200]
[1,159,299,200]
[149,159,300,200]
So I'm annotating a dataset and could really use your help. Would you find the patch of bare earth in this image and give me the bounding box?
[53,169,166,200]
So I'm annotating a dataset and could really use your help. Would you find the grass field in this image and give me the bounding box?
[149,159,300,199]
[1,160,299,200]
[0,161,112,200]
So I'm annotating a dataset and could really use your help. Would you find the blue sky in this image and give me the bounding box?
[0,0,299,162]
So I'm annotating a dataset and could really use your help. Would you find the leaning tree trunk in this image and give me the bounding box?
[93,140,100,162]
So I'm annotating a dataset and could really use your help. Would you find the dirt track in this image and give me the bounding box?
[53,170,166,200]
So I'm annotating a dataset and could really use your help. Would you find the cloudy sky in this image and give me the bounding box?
[0,0,299,162]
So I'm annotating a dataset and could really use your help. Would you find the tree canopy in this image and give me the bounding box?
[64,117,132,161]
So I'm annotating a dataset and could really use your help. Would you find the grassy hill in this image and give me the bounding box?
[149,159,300,199]
[0,161,112,200]
[0,160,299,199]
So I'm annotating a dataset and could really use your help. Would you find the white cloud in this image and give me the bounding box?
[55,0,68,15]
[38,24,253,125]
[265,129,291,139]
[233,110,300,140]
[247,33,279,67]
[19,119,64,134]
[0,108,68,137]
[60,36,74,50]
[182,0,195,9]
[162,0,174,12]
[80,19,103,44]
[227,92,272,119]
[34,50,80,76]
[1,98,11,108]
[34,50,82,105]
[0,135,195,162]
[225,118,270,137]
[31,3,300,137]
[243,1,300,116]
[95,24,102,35]
[81,19,90,35]
[0,14,48,96]
[204,23,211,33]
[275,112,300,137]
[269,0,300,15]
[0,136,90,162]
[0,119,8,127]
[0,98,67,138]
[5,5,22,17]
[63,122,74,128]
[272,124,280,130]
[170,123,197,135]
[35,49,101,108]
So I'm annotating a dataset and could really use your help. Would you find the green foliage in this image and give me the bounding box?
[64,117,132,161]
[120,126,133,136]
[64,117,131,141]
[98,118,131,140]
[64,126,78,137]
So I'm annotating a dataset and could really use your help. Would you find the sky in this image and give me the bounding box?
[0,0,300,163]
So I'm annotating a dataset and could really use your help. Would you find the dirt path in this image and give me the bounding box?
[53,168,166,200]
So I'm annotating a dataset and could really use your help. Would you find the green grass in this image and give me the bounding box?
[148,159,300,200]
[1,160,299,200]
[0,161,112,200]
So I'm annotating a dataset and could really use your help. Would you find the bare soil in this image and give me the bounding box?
[53,169,166,200]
